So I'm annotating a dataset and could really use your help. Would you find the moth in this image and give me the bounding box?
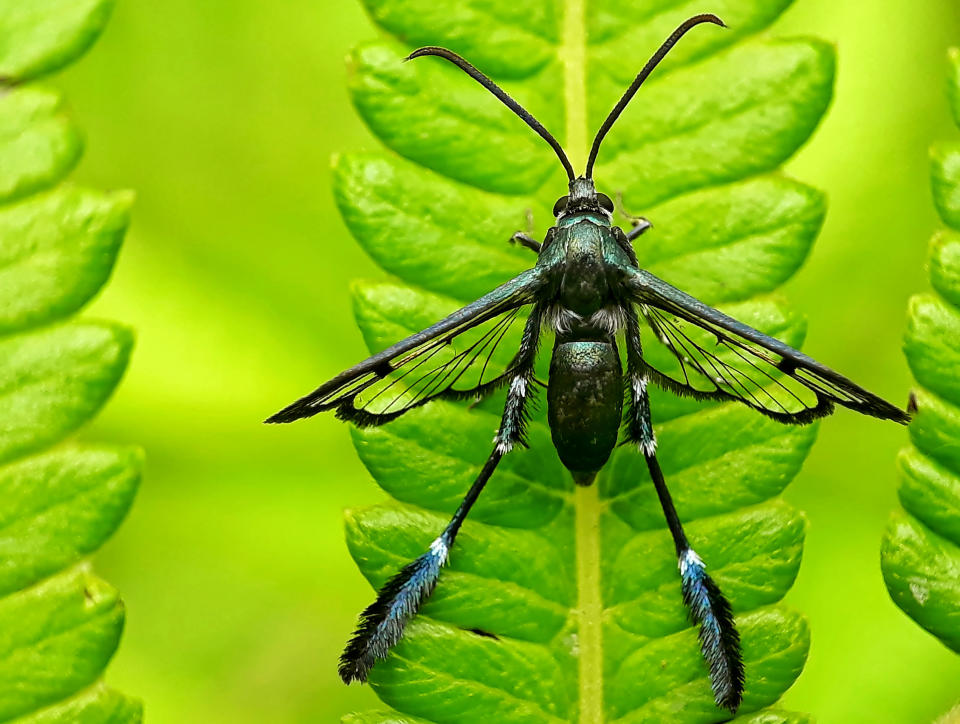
[268,14,908,712]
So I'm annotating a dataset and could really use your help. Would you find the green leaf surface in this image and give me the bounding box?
[932,143,960,231]
[0,0,114,82]
[337,0,834,720]
[12,684,141,724]
[729,713,811,724]
[949,48,960,132]
[0,446,141,598]
[344,708,812,724]
[0,88,82,205]
[881,49,960,657]
[0,187,132,335]
[0,321,132,465]
[929,231,960,309]
[0,5,139,723]
[0,566,123,721]
[343,712,432,724]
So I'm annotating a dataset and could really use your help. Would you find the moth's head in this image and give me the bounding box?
[553,176,614,220]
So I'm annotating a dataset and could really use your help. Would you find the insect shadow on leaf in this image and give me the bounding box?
[267,13,909,714]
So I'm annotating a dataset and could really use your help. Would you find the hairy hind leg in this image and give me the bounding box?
[339,307,545,683]
[623,308,744,712]
[338,445,506,683]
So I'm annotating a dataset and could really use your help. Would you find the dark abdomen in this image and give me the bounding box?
[547,340,623,484]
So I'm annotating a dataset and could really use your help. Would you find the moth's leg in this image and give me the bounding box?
[509,206,542,253]
[615,191,653,242]
[623,309,745,712]
[491,304,543,453]
[643,449,744,711]
[338,446,506,684]
[510,231,542,254]
[625,217,653,242]
[339,307,544,684]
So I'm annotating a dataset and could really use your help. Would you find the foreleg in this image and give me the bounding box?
[615,191,653,242]
[625,217,653,241]
[510,231,542,254]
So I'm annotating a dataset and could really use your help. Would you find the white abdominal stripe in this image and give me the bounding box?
[338,531,452,683]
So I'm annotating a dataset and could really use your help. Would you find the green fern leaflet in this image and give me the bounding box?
[0,1,141,721]
[328,0,838,721]
[881,47,960,655]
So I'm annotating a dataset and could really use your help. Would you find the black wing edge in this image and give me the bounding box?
[265,268,545,425]
[625,267,911,425]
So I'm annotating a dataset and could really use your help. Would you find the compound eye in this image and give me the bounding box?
[597,193,614,213]
[553,196,569,216]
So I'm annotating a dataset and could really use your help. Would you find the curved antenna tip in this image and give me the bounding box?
[403,45,576,181]
[585,14,726,177]
[703,13,727,28]
[404,47,438,62]
[686,13,726,28]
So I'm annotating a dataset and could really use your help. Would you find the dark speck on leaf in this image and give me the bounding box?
[466,628,499,640]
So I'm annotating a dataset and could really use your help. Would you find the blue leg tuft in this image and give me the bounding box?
[338,534,450,683]
[679,548,745,712]
[338,430,515,683]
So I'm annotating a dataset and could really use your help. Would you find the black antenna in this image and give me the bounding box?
[585,14,725,178]
[406,46,576,182]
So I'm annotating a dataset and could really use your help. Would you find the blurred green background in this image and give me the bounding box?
[54,0,960,721]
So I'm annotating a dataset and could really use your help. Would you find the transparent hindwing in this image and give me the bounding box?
[626,268,908,424]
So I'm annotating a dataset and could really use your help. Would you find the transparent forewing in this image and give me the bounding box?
[336,305,525,422]
[268,268,545,426]
[626,268,909,424]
